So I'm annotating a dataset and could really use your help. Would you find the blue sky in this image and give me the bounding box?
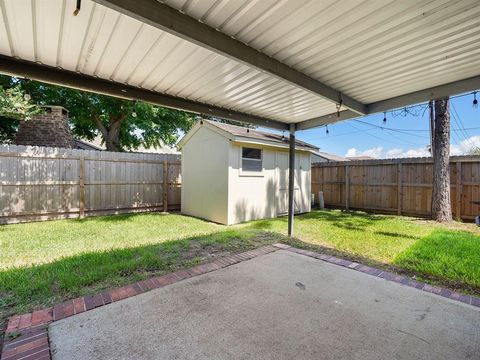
[292,92,480,158]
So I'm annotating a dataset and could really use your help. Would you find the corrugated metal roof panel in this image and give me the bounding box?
[0,0,336,123]
[164,0,480,104]
[0,0,479,127]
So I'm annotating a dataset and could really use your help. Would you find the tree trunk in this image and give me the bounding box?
[431,97,452,222]
[92,113,124,152]
[105,120,121,152]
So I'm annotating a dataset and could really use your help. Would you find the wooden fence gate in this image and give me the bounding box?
[311,156,480,221]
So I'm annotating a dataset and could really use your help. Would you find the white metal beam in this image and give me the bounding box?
[297,75,480,130]
[0,56,289,131]
[296,110,360,130]
[92,0,367,115]
[367,75,480,114]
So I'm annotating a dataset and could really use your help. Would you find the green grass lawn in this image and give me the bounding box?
[1,210,480,334]
[245,211,480,292]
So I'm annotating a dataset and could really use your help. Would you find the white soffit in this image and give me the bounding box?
[0,0,479,129]
[164,0,480,104]
[0,0,335,124]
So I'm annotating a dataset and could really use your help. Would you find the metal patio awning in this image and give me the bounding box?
[1,0,479,131]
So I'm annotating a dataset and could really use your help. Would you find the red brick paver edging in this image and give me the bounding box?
[0,245,278,360]
[274,243,480,308]
[1,244,479,360]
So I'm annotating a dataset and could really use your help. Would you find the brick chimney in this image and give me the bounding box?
[14,106,75,148]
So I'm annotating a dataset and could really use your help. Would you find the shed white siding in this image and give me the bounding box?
[180,122,312,225]
[227,144,311,225]
[181,126,229,224]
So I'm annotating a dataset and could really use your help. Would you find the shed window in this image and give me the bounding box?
[242,147,262,172]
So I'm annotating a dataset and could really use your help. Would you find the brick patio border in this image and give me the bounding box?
[1,243,479,359]
[273,243,480,307]
[0,245,278,360]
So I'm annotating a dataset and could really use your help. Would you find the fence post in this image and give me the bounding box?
[397,161,402,215]
[345,164,350,210]
[163,159,168,212]
[456,161,462,220]
[79,156,85,218]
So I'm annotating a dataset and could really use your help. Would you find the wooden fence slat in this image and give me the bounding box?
[345,164,350,210]
[79,156,85,218]
[397,162,402,215]
[163,159,168,212]
[456,161,462,220]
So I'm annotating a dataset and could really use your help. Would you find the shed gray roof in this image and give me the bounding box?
[312,151,348,162]
[206,120,318,151]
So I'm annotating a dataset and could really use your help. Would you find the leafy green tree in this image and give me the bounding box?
[0,75,195,151]
[0,83,43,143]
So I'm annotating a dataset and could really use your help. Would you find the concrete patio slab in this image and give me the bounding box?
[49,250,480,360]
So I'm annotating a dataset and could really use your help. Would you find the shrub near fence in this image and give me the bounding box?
[311,156,480,221]
[0,145,181,224]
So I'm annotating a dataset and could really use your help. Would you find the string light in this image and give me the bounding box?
[303,90,480,142]
[73,0,81,16]
[131,101,137,118]
[336,93,343,118]
[383,112,387,124]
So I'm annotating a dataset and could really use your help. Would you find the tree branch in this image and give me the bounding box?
[92,111,108,139]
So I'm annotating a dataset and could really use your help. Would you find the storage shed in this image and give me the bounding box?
[178,120,318,225]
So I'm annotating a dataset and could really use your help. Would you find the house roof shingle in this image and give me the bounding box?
[206,120,318,151]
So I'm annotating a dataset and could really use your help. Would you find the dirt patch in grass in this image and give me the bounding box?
[0,229,284,341]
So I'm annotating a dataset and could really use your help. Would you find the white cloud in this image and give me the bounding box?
[451,135,480,155]
[384,148,404,158]
[344,135,480,159]
[345,147,383,158]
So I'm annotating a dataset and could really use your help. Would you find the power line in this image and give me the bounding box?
[346,122,424,147]
[302,91,479,146]
[354,119,429,139]
[451,102,471,140]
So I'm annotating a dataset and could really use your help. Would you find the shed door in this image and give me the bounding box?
[275,152,299,215]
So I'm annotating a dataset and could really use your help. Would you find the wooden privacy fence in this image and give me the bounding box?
[0,145,181,224]
[311,156,480,221]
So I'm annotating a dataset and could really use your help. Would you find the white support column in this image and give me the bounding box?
[288,124,296,237]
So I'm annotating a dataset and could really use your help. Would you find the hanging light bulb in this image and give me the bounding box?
[282,131,285,141]
[383,112,387,124]
[131,100,137,117]
[474,91,478,108]
[24,93,31,101]
[326,125,329,135]
[73,0,81,16]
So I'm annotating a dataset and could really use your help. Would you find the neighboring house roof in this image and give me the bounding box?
[346,156,375,160]
[74,136,179,154]
[178,120,319,152]
[74,139,104,151]
[312,151,348,162]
